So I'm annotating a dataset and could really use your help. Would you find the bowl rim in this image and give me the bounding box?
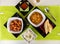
[34,0,40,3]
[28,0,40,6]
[27,9,46,27]
[7,17,23,34]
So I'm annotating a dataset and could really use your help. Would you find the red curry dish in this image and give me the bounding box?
[10,19,22,32]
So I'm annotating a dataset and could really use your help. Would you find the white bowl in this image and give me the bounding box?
[34,0,40,6]
[22,28,37,42]
[7,17,23,34]
[28,0,40,6]
[27,9,46,27]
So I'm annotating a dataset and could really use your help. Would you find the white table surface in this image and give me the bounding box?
[0,40,60,44]
[0,0,60,6]
[0,0,60,44]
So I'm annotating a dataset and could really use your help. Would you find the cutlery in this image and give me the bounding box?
[45,8,56,21]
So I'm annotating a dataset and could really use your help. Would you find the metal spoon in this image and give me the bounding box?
[45,8,56,21]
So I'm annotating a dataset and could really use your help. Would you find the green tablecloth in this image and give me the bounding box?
[0,6,60,40]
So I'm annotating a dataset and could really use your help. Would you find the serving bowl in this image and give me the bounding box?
[7,17,23,34]
[27,9,46,27]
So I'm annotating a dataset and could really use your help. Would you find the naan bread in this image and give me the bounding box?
[47,20,53,33]
[44,19,53,34]
[44,19,49,34]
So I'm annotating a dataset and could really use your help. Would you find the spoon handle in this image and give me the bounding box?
[48,12,56,21]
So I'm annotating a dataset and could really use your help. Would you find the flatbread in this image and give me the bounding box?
[44,19,53,34]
